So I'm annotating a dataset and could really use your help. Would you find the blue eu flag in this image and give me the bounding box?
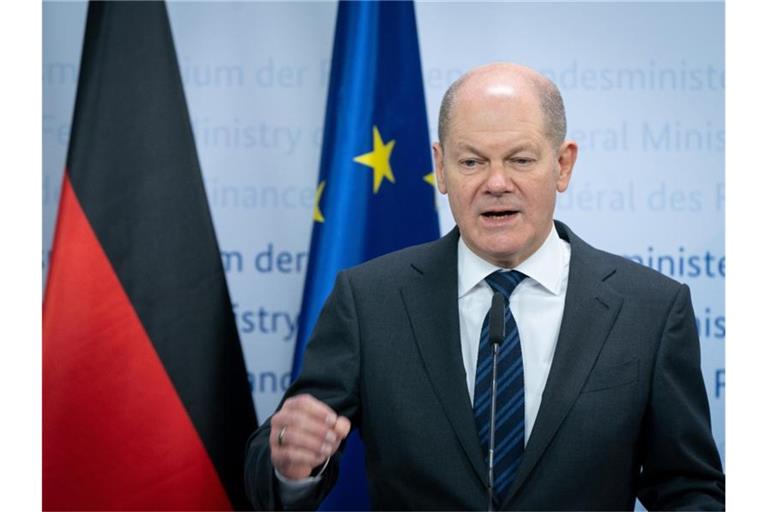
[291,1,439,509]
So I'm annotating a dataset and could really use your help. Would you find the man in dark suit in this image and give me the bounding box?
[244,63,725,510]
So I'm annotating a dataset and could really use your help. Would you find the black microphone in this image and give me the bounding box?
[487,291,506,511]
[489,292,506,346]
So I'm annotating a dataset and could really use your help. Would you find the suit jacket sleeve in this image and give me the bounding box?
[637,284,725,510]
[244,271,361,510]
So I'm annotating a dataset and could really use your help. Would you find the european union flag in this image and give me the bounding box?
[291,1,439,509]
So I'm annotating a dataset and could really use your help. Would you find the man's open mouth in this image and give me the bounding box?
[481,210,519,218]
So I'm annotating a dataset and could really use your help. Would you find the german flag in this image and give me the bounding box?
[42,2,257,510]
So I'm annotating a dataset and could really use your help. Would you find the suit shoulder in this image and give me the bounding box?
[340,235,450,289]
[346,238,439,277]
[557,220,686,298]
[591,245,686,298]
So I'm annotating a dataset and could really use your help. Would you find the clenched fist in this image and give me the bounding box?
[270,394,352,480]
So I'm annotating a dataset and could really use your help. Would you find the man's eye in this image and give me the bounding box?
[460,159,479,168]
[512,158,535,166]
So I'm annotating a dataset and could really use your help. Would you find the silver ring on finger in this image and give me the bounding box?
[278,426,287,446]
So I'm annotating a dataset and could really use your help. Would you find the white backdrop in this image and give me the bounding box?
[43,0,724,468]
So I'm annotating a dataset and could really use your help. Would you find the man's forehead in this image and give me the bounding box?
[449,137,541,154]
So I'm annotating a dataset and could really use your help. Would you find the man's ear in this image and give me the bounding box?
[433,142,447,194]
[555,141,578,193]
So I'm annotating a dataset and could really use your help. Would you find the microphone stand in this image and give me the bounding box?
[486,292,506,512]
[488,341,500,512]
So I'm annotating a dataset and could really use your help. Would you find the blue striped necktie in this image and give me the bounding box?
[474,270,527,504]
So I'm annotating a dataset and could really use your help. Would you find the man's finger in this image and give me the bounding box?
[283,394,339,426]
[273,425,334,458]
[272,409,339,443]
[334,416,352,439]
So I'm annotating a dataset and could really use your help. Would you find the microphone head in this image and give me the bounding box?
[489,292,506,346]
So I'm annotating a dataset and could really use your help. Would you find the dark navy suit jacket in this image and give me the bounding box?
[245,221,725,510]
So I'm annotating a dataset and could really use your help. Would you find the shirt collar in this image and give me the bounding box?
[457,223,567,298]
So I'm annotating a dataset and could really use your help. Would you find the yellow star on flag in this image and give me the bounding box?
[354,126,396,194]
[423,172,435,186]
[313,180,326,223]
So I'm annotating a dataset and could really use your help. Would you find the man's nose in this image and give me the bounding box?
[485,161,509,194]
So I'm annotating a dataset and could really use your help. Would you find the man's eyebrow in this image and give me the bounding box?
[454,141,538,155]
[454,142,484,154]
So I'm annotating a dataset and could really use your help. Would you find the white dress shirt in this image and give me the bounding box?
[276,223,570,498]
[457,223,570,445]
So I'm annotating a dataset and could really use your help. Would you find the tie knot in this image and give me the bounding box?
[485,270,526,301]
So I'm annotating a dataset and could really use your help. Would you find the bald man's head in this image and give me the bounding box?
[437,63,567,149]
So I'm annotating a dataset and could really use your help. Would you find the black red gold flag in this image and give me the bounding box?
[42,2,257,509]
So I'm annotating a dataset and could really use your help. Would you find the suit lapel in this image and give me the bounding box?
[502,222,624,506]
[399,228,490,487]
[396,223,625,502]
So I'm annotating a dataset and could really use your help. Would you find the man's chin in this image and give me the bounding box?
[474,242,529,269]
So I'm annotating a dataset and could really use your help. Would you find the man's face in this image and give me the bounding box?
[434,84,577,268]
